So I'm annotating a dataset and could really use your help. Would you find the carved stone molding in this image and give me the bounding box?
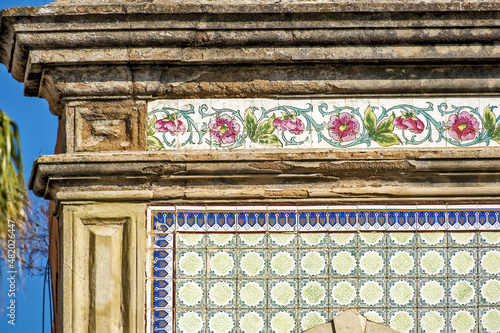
[62,100,146,153]
[29,149,500,208]
[2,1,500,116]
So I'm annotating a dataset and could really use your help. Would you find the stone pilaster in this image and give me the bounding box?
[59,203,146,333]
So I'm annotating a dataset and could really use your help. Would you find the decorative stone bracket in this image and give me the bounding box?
[66,100,146,152]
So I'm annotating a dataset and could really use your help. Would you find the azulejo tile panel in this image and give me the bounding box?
[147,98,500,150]
[148,205,500,333]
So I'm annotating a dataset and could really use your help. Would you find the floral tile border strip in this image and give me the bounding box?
[148,205,500,333]
[147,98,500,150]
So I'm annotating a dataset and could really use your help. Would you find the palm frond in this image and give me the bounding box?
[0,110,27,253]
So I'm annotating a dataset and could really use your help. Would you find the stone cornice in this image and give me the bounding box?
[2,2,500,115]
[30,149,500,205]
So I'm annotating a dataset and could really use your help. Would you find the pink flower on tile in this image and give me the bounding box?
[155,115,186,135]
[273,113,305,135]
[209,114,241,144]
[447,111,479,141]
[393,111,425,134]
[327,112,360,142]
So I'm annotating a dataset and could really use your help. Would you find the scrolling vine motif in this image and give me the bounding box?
[147,102,500,150]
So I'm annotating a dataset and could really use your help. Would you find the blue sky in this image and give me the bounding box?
[1,0,57,332]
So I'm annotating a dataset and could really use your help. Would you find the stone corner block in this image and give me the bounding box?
[65,100,146,153]
[333,309,367,333]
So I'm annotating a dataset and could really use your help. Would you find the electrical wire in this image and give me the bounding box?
[48,261,53,332]
[42,258,53,332]
[42,259,47,333]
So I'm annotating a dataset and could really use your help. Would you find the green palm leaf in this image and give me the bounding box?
[0,110,26,253]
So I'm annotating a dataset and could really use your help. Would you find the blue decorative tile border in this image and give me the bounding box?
[148,205,500,333]
[151,206,500,233]
[147,98,500,150]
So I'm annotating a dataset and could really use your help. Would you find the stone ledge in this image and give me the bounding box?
[27,45,500,66]
[36,65,500,116]
[29,150,500,204]
[27,148,500,163]
[14,29,500,49]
